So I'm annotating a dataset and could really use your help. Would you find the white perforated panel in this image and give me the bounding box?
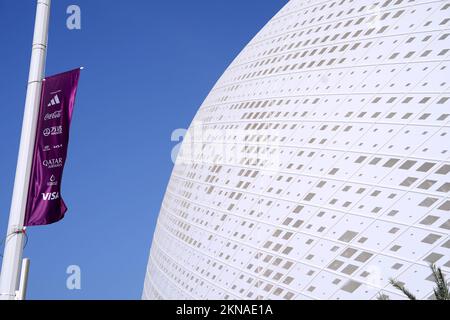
[143,0,450,300]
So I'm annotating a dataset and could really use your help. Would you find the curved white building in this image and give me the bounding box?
[144,0,450,300]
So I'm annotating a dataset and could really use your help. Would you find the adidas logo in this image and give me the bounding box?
[48,94,60,107]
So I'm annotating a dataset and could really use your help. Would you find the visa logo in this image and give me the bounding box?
[42,192,60,201]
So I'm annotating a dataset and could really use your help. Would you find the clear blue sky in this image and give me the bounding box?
[0,0,286,299]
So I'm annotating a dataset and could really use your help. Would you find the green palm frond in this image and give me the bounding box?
[378,264,449,300]
[389,278,417,300]
[430,264,450,300]
[377,292,390,300]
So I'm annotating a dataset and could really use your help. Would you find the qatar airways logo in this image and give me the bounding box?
[43,158,63,169]
[42,192,60,201]
[44,110,62,121]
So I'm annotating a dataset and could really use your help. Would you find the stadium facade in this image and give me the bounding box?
[143,0,450,300]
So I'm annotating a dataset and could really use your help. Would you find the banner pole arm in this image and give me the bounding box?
[15,258,30,300]
[0,0,51,300]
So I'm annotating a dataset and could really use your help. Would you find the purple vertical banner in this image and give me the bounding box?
[24,68,81,226]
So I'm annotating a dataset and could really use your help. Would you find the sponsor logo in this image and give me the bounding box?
[43,145,51,152]
[43,125,63,137]
[43,158,63,169]
[47,175,58,187]
[48,94,61,107]
[42,192,60,201]
[44,110,62,121]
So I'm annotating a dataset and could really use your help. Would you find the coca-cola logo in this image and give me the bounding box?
[44,110,62,121]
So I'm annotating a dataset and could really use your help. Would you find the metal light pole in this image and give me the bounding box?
[0,0,51,300]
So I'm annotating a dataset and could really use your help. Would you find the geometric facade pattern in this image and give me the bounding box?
[143,0,450,299]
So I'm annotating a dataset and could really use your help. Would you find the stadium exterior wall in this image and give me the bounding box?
[143,0,450,300]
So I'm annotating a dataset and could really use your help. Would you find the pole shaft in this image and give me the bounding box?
[0,0,51,300]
